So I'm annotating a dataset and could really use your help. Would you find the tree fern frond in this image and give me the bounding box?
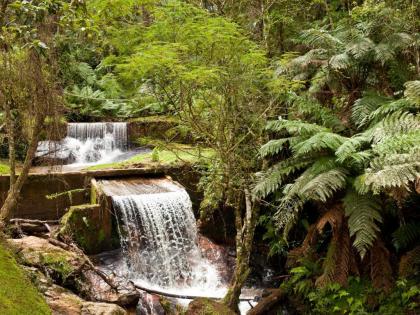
[299,29,342,50]
[343,190,382,258]
[372,130,420,155]
[275,196,305,239]
[329,52,351,70]
[335,134,371,163]
[346,37,375,60]
[374,42,395,65]
[392,222,420,251]
[254,158,312,197]
[404,80,420,106]
[364,152,420,193]
[368,99,413,124]
[259,138,291,158]
[266,118,328,136]
[352,93,389,128]
[370,111,420,143]
[293,132,347,156]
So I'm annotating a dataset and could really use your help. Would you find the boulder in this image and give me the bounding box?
[186,298,235,315]
[23,266,127,315]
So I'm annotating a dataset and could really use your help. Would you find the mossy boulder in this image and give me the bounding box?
[59,204,112,254]
[186,298,235,315]
[8,236,84,284]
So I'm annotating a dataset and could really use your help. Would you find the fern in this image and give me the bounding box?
[253,158,312,198]
[259,138,292,158]
[404,80,420,106]
[292,132,347,156]
[352,93,389,128]
[266,118,328,136]
[343,190,382,258]
[364,152,420,193]
[392,222,420,251]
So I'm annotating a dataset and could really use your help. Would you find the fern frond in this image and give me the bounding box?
[299,29,342,50]
[293,132,347,156]
[346,37,375,60]
[343,190,382,258]
[370,111,420,143]
[364,151,420,193]
[404,80,420,106]
[329,52,350,70]
[352,93,389,128]
[335,134,371,163]
[266,119,328,136]
[392,222,420,251]
[374,42,395,65]
[372,130,420,156]
[254,158,312,197]
[368,99,413,124]
[259,138,291,158]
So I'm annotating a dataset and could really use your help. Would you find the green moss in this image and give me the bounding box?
[60,204,112,254]
[39,252,74,281]
[87,143,214,171]
[0,164,10,174]
[0,242,51,315]
[128,115,178,123]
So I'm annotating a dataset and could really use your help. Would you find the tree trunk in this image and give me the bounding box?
[4,100,16,187]
[0,116,42,226]
[223,189,259,313]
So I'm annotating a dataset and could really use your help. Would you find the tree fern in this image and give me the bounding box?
[404,80,420,106]
[343,190,382,258]
[351,93,389,129]
[266,118,328,136]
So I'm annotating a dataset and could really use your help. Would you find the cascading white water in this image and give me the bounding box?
[36,122,129,166]
[65,122,128,164]
[110,181,221,291]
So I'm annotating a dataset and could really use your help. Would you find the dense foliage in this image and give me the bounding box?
[0,0,419,313]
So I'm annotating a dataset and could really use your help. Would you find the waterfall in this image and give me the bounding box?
[106,179,221,291]
[36,122,129,165]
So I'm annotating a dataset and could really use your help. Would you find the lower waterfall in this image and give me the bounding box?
[109,179,222,293]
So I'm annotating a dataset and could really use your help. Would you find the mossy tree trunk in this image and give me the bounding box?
[223,189,260,312]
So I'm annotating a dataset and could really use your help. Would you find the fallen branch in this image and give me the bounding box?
[10,218,60,224]
[247,289,286,315]
[132,282,257,301]
[47,238,119,292]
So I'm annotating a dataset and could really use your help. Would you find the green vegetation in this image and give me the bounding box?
[0,242,51,315]
[0,0,419,313]
[87,143,214,170]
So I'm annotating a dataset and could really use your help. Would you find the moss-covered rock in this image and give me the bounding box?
[186,298,235,315]
[0,242,51,315]
[59,204,112,254]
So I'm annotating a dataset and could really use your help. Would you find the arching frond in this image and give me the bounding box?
[346,37,375,60]
[329,52,350,70]
[352,93,389,128]
[254,158,312,198]
[259,138,291,158]
[292,131,347,156]
[368,98,413,124]
[266,118,328,136]
[372,130,420,155]
[404,80,420,106]
[335,134,371,163]
[299,29,342,50]
[370,111,420,143]
[284,157,347,203]
[343,190,382,258]
[364,151,420,193]
[374,42,395,65]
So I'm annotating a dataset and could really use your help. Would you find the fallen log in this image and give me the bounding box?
[10,218,60,224]
[247,289,286,315]
[132,282,257,301]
